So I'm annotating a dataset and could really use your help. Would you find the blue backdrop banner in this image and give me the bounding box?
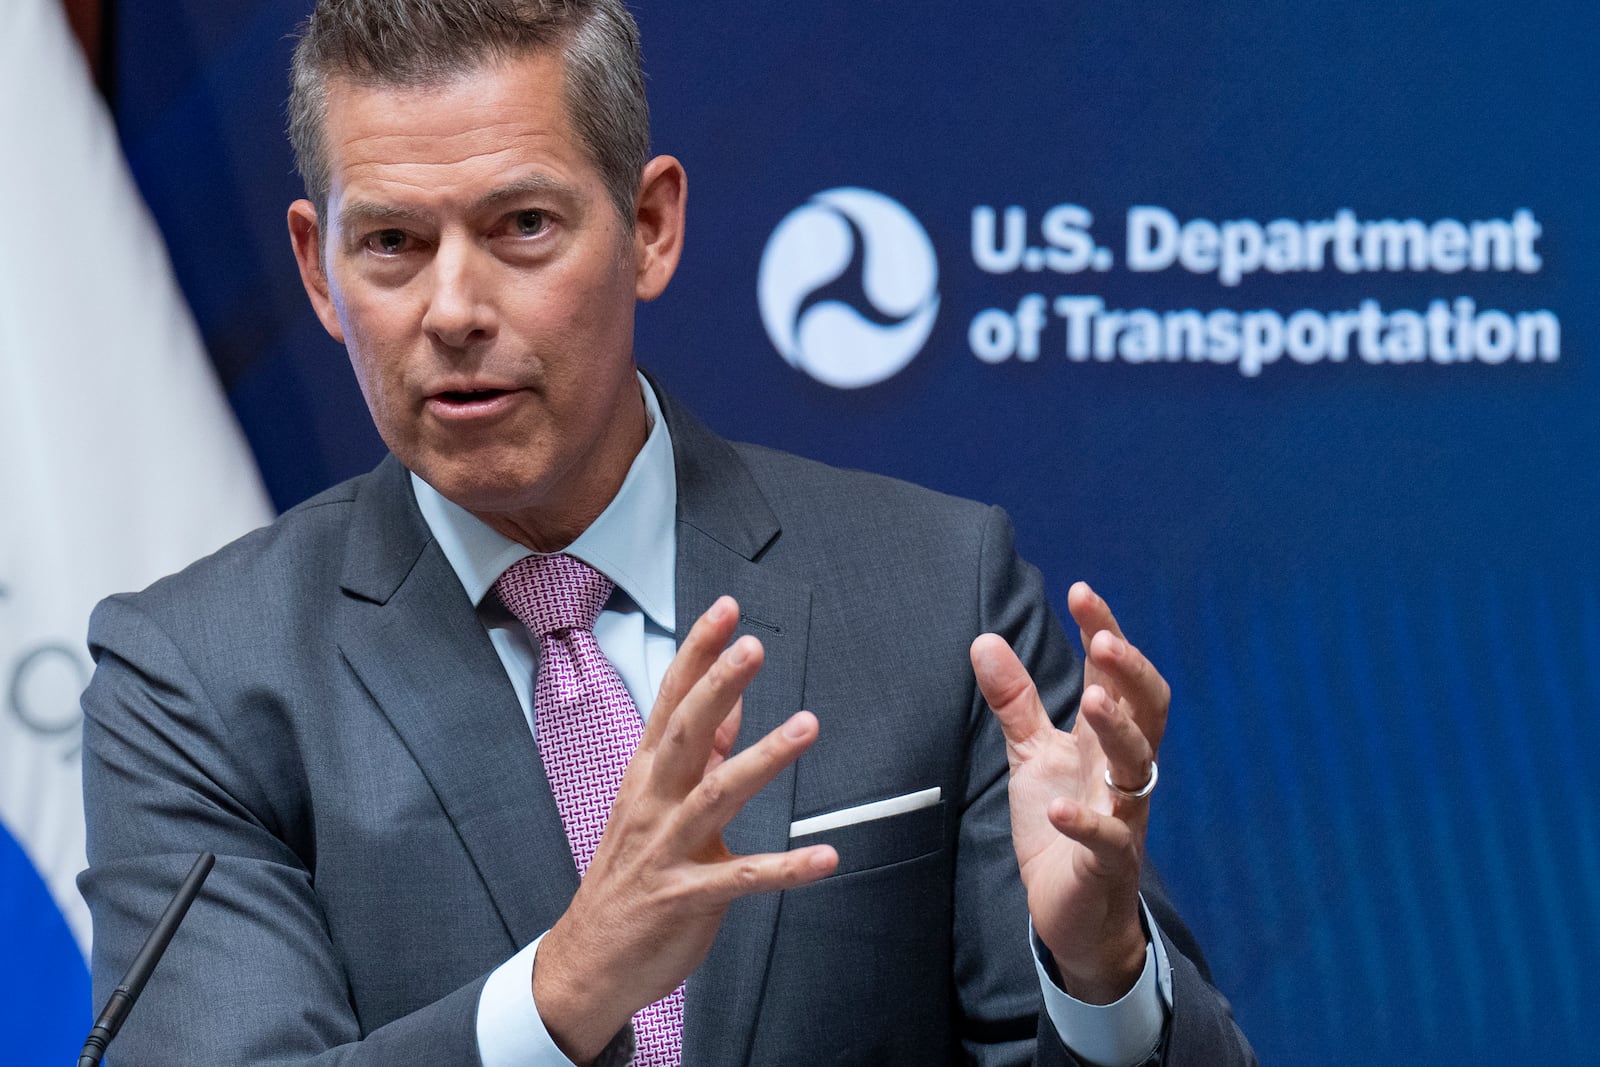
[110,3,1599,1062]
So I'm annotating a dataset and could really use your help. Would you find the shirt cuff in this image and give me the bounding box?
[1031,898,1171,1067]
[476,934,580,1067]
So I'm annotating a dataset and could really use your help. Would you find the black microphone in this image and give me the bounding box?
[77,852,214,1067]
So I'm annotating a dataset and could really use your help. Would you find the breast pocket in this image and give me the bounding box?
[788,788,945,877]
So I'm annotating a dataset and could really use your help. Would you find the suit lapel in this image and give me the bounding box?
[330,401,809,1058]
[334,458,578,948]
[664,393,812,1066]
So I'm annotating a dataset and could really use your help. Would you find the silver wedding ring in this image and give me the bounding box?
[1104,760,1158,801]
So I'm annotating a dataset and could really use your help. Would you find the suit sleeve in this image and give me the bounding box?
[78,594,487,1066]
[960,506,1257,1066]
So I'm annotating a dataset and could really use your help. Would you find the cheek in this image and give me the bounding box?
[336,294,413,400]
[552,260,638,357]
[342,335,412,439]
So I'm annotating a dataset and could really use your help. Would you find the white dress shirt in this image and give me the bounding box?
[409,376,1168,1066]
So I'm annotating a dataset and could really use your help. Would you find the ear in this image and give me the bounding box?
[632,155,686,301]
[288,199,346,343]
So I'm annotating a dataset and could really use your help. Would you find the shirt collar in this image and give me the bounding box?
[410,373,677,632]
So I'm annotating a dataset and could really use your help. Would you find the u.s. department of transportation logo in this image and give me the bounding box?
[758,188,940,389]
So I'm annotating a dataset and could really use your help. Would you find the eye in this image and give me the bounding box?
[365,229,410,255]
[512,209,547,237]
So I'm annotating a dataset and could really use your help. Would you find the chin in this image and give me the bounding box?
[410,453,541,510]
[439,476,547,517]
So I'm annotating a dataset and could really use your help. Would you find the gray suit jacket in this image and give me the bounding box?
[80,390,1253,1065]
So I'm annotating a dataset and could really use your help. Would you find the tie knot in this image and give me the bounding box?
[494,554,615,638]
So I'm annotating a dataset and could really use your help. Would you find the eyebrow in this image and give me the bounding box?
[337,175,583,233]
[472,174,581,214]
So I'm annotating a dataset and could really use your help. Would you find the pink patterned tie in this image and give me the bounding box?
[495,554,684,1067]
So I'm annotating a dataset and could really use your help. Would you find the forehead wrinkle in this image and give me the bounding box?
[336,172,585,234]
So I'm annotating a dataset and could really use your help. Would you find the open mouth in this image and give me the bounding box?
[436,388,510,404]
[427,388,517,419]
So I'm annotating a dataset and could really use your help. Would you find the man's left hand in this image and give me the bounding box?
[970,580,1170,1004]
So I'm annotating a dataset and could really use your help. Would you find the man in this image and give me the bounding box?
[79,1,1254,1064]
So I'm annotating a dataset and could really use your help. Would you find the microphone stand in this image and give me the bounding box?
[77,852,215,1067]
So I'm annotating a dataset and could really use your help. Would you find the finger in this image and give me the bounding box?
[971,633,1055,753]
[692,844,839,905]
[1079,684,1154,795]
[1046,796,1140,873]
[652,634,765,798]
[1067,581,1127,655]
[674,710,819,841]
[705,699,744,775]
[1085,630,1170,743]
[643,596,741,749]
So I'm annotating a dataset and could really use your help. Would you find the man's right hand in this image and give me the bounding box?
[531,595,838,1063]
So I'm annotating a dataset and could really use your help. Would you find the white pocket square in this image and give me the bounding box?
[788,786,942,838]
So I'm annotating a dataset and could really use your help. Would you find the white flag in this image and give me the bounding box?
[0,0,274,1055]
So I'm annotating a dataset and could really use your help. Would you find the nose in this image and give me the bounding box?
[422,238,495,349]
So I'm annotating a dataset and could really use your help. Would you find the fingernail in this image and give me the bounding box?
[784,713,811,739]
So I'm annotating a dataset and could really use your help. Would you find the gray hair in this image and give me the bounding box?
[287,0,650,228]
